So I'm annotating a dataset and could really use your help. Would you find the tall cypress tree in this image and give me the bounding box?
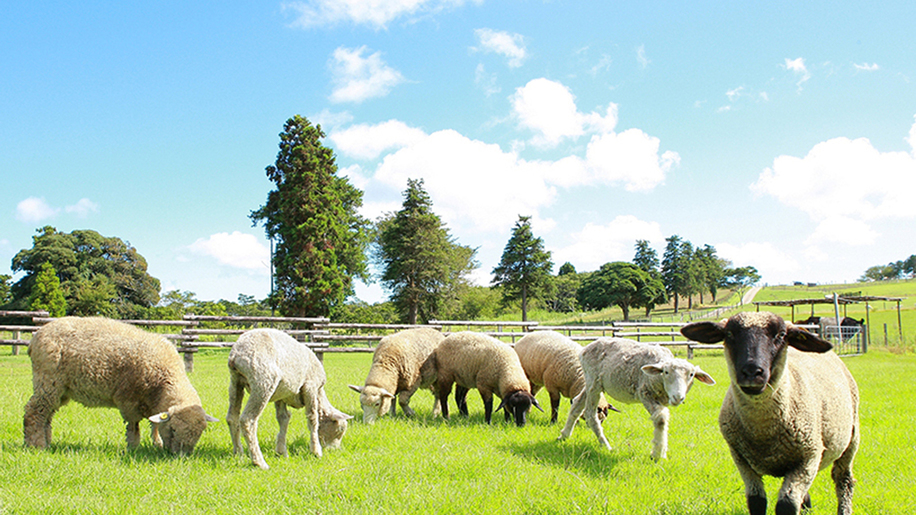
[375,179,477,324]
[28,262,67,316]
[491,216,554,321]
[251,115,371,317]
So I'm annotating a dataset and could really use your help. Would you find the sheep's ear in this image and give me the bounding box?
[205,413,219,423]
[786,325,833,353]
[531,395,544,413]
[495,398,506,412]
[694,368,716,385]
[148,412,169,424]
[329,408,354,421]
[680,321,726,343]
[379,388,396,399]
[348,384,364,394]
[641,363,664,376]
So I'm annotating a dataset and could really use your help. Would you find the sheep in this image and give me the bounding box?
[680,312,859,515]
[226,328,352,470]
[23,316,218,454]
[558,337,715,460]
[348,327,444,424]
[434,331,542,426]
[513,330,618,424]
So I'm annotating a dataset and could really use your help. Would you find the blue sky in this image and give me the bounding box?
[3,1,915,304]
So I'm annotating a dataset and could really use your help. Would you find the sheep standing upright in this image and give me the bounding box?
[24,317,218,454]
[348,327,444,423]
[558,337,715,460]
[227,329,352,470]
[434,332,542,426]
[681,312,859,515]
[514,331,616,424]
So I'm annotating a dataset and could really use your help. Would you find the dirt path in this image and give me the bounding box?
[741,285,762,305]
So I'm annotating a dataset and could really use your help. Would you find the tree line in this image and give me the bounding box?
[859,255,916,282]
[2,115,759,323]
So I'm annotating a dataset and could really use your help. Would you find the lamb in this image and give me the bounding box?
[23,316,218,454]
[348,327,444,424]
[681,312,859,515]
[434,331,542,426]
[558,337,715,460]
[514,331,617,424]
[226,328,352,470]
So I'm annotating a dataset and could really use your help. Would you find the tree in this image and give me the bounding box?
[577,262,656,321]
[10,226,160,317]
[694,244,725,304]
[374,179,478,324]
[250,115,371,317]
[0,274,11,307]
[661,235,693,313]
[28,263,67,316]
[633,240,659,273]
[491,216,554,321]
[721,266,761,289]
[558,262,577,276]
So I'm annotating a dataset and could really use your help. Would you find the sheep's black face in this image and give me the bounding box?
[723,313,788,396]
[499,391,540,427]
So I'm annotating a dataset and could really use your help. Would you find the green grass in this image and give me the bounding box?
[2,349,914,514]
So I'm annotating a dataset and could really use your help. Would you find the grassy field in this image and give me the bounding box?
[2,348,914,514]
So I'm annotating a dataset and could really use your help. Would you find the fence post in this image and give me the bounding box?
[12,330,20,356]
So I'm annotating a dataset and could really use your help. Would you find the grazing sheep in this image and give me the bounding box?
[514,331,617,424]
[434,331,542,426]
[558,337,715,460]
[24,317,218,454]
[348,327,444,424]
[680,312,859,515]
[227,329,352,470]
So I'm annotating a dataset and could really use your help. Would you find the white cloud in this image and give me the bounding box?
[584,129,680,191]
[329,46,406,104]
[907,114,916,154]
[784,57,811,90]
[15,197,59,223]
[853,62,880,72]
[283,0,476,29]
[474,63,500,96]
[511,78,618,147]
[187,232,270,271]
[330,120,426,160]
[805,216,879,246]
[473,28,528,68]
[65,198,99,218]
[637,44,650,69]
[717,241,800,276]
[552,216,664,272]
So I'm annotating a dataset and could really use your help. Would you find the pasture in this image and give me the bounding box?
[1,348,914,514]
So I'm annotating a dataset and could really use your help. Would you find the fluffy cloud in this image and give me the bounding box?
[717,241,800,276]
[16,197,59,223]
[784,57,810,90]
[188,232,270,271]
[474,28,528,68]
[329,46,406,104]
[283,0,475,29]
[65,198,99,218]
[329,120,426,160]
[585,129,680,192]
[512,78,618,147]
[853,62,880,72]
[551,217,664,272]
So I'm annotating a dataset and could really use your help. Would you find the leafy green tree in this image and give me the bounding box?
[445,285,503,320]
[250,115,371,317]
[661,235,693,313]
[721,266,761,289]
[491,216,554,321]
[547,272,581,313]
[374,179,478,324]
[558,262,577,276]
[28,262,67,316]
[0,274,11,307]
[577,262,656,321]
[633,240,659,273]
[694,244,725,304]
[11,226,160,317]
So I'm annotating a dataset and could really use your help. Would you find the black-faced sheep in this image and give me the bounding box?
[514,331,617,424]
[227,329,352,470]
[23,317,218,454]
[558,337,715,460]
[348,327,444,423]
[681,312,859,515]
[434,331,542,427]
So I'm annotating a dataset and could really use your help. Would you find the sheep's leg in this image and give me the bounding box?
[480,390,494,424]
[398,389,416,417]
[558,389,589,441]
[125,421,141,449]
[437,381,452,420]
[776,461,819,515]
[646,403,669,460]
[429,385,442,417]
[303,389,323,458]
[226,371,247,456]
[581,389,610,450]
[731,449,767,515]
[240,380,277,470]
[548,389,561,424]
[455,385,469,417]
[832,429,858,515]
[149,421,163,447]
[274,401,291,458]
[23,390,60,449]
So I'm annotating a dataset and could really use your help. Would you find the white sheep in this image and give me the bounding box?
[348,327,444,423]
[23,316,218,454]
[558,337,715,460]
[681,312,859,515]
[226,328,352,470]
[434,331,542,426]
[514,331,617,424]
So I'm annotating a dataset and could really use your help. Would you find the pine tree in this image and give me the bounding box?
[491,216,554,321]
[28,262,67,316]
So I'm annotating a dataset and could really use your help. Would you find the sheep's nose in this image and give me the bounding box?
[740,364,766,384]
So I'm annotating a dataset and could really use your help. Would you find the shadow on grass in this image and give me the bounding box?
[500,439,628,478]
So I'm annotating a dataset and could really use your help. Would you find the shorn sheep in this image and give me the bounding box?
[514,330,617,424]
[558,337,715,460]
[24,317,218,454]
[434,331,542,426]
[227,329,352,470]
[681,312,859,515]
[348,327,444,423]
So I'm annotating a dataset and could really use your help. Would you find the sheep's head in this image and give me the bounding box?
[496,390,543,427]
[318,408,352,450]
[148,405,218,455]
[641,359,715,406]
[348,384,395,424]
[680,311,831,396]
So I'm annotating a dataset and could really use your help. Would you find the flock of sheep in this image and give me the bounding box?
[22,312,859,515]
